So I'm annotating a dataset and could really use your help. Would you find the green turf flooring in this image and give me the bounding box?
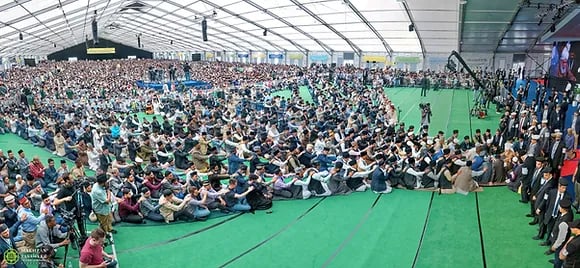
[325,190,432,268]
[414,193,483,268]
[386,88,500,137]
[479,187,550,268]
[0,88,548,268]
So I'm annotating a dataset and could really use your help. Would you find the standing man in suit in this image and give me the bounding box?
[531,167,556,226]
[527,135,541,157]
[535,178,571,241]
[550,132,565,178]
[520,152,537,203]
[550,105,563,132]
[420,75,428,97]
[517,111,530,138]
[528,157,548,218]
[539,120,551,155]
[545,198,573,268]
[99,147,112,174]
[0,223,26,268]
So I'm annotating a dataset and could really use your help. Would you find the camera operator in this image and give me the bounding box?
[38,244,64,268]
[420,103,432,130]
[53,174,76,213]
[35,215,69,250]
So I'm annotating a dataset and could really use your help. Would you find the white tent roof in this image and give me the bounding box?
[0,0,461,56]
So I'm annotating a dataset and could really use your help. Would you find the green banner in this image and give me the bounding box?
[395,56,421,64]
[288,53,303,60]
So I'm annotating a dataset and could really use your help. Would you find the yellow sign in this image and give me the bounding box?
[86,47,116,54]
[288,53,303,60]
[205,52,214,58]
[252,52,265,59]
[362,55,387,63]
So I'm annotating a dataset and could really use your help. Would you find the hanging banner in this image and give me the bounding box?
[288,53,303,60]
[362,55,387,63]
[252,52,266,59]
[237,53,249,58]
[268,54,284,59]
[309,54,329,62]
[395,56,421,64]
[205,52,214,59]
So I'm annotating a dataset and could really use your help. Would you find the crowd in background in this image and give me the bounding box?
[1,59,580,267]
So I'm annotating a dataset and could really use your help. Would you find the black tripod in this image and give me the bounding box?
[62,188,89,264]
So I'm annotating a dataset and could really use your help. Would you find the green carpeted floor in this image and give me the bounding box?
[414,193,483,268]
[0,88,549,268]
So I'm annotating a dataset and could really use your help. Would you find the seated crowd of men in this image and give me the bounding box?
[1,59,580,267]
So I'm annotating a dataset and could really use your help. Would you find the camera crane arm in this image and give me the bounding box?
[447,50,485,89]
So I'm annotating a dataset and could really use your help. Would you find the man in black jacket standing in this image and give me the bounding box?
[545,198,573,268]
[520,151,536,203]
[528,157,548,218]
[99,147,112,174]
[531,168,556,226]
[535,178,571,241]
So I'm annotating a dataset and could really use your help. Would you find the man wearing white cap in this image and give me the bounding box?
[550,132,565,171]
[528,134,541,157]
[507,112,517,139]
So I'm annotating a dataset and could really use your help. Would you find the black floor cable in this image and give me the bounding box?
[475,192,488,268]
[320,194,383,267]
[219,197,327,267]
[411,192,435,268]
[116,213,244,254]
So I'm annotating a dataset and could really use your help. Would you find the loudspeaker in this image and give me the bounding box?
[170,40,173,45]
[408,24,414,32]
[202,19,208,42]
[92,19,98,44]
[263,29,267,36]
[19,32,23,40]
[372,61,376,64]
[137,35,141,48]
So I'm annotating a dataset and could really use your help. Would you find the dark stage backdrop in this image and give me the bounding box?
[47,39,153,61]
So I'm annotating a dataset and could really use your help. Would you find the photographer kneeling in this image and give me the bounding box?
[35,215,70,250]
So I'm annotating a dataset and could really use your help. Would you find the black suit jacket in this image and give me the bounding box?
[530,167,546,196]
[535,178,557,211]
[543,189,572,224]
[521,156,536,184]
[174,149,190,170]
[549,141,564,168]
[2,207,18,228]
[99,153,112,172]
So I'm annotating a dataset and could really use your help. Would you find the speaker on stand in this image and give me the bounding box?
[202,19,208,42]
